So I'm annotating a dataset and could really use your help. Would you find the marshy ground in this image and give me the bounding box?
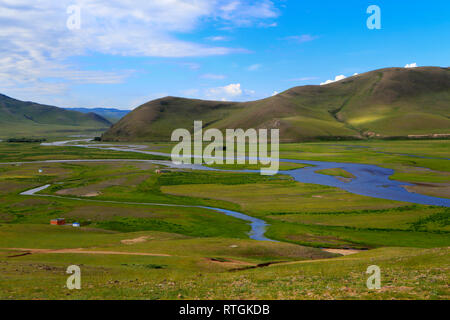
[0,139,448,299]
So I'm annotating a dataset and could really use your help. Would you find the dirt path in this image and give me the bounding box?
[321,248,364,255]
[120,236,152,244]
[3,248,171,257]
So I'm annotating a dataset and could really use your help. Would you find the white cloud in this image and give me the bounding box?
[247,64,262,71]
[320,75,347,86]
[206,36,231,42]
[405,63,418,68]
[283,34,318,43]
[218,0,279,26]
[0,0,278,101]
[2,82,69,97]
[206,83,243,100]
[181,82,258,101]
[271,91,279,96]
[201,73,226,80]
[218,83,242,96]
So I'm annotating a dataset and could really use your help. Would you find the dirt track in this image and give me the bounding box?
[3,248,171,257]
[321,248,363,255]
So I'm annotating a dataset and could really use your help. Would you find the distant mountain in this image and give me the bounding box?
[65,107,130,123]
[102,67,450,142]
[0,94,112,138]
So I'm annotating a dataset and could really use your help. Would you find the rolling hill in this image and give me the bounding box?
[102,67,450,142]
[65,107,130,123]
[0,94,112,138]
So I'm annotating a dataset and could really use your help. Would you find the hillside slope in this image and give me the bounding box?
[102,67,450,142]
[0,94,112,138]
[65,107,130,123]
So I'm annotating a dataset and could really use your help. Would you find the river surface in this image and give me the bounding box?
[279,160,450,207]
[42,139,450,207]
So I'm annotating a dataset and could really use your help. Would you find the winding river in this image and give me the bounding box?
[51,139,450,207]
[19,183,273,241]
[5,139,449,242]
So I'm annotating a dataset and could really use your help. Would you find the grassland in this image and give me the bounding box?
[0,141,168,162]
[0,139,448,299]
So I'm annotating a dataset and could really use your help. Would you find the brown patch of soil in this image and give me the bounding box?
[405,183,450,199]
[121,236,152,245]
[83,192,101,197]
[321,248,364,256]
[205,257,255,267]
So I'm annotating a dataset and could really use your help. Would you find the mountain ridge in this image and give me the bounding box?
[65,107,130,123]
[102,66,450,142]
[0,93,112,138]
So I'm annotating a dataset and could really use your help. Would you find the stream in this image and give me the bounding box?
[6,139,450,242]
[45,139,450,207]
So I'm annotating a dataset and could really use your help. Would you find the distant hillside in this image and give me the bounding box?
[102,67,450,142]
[65,107,130,123]
[0,94,112,138]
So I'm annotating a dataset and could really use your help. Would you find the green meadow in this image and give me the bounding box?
[0,140,448,299]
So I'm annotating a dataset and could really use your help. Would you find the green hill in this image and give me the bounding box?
[64,107,130,123]
[102,66,450,142]
[0,94,112,138]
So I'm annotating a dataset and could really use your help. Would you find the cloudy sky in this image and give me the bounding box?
[0,0,449,109]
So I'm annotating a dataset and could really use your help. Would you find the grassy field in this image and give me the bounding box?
[0,142,169,162]
[0,139,448,299]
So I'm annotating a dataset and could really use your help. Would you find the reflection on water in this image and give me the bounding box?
[281,159,450,207]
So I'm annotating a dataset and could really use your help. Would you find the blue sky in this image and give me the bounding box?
[1,0,449,109]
